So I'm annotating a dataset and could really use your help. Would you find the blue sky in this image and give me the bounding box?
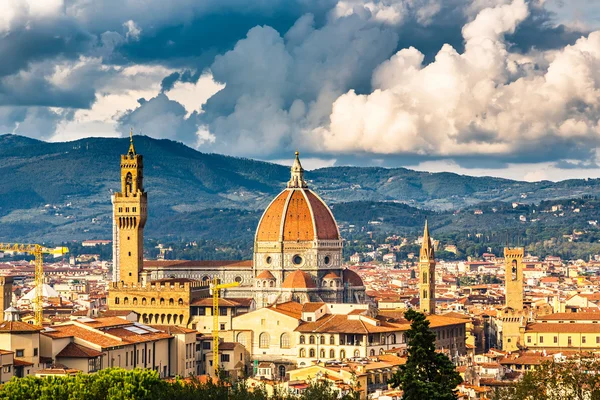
[1,0,600,181]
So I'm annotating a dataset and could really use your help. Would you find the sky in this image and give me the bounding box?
[1,0,600,182]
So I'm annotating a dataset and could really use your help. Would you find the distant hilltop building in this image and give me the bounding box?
[108,139,366,327]
[81,240,111,247]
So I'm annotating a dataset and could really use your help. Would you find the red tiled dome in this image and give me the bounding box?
[281,270,316,289]
[256,270,276,280]
[256,188,340,242]
[342,269,364,287]
[323,272,339,279]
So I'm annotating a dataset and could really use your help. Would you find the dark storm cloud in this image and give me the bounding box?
[0,0,597,173]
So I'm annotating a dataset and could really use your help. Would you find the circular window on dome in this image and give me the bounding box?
[234,276,242,283]
[293,255,303,265]
[324,256,331,265]
[266,256,272,265]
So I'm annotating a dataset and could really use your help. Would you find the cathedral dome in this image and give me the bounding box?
[256,153,340,243]
[342,269,364,287]
[281,270,317,289]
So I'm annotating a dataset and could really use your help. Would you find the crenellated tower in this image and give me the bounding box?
[113,132,147,285]
[504,247,524,311]
[419,220,436,314]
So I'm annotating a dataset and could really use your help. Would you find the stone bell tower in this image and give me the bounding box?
[113,131,147,285]
[419,220,436,314]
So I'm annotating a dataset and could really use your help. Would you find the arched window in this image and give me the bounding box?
[309,335,316,344]
[160,298,165,305]
[133,297,138,305]
[329,349,335,358]
[423,272,428,284]
[320,336,325,345]
[379,348,385,355]
[151,298,156,305]
[115,297,120,304]
[270,281,274,287]
[390,334,396,344]
[237,332,247,348]
[309,348,315,358]
[124,297,129,305]
[330,336,335,345]
[330,281,334,287]
[320,349,325,358]
[280,333,290,349]
[142,298,147,305]
[354,350,360,358]
[370,349,375,356]
[259,332,270,349]
[423,290,427,299]
[299,335,306,344]
[299,348,306,358]
[340,350,346,359]
[178,298,183,306]
[125,172,133,194]
[279,365,286,379]
[169,298,174,306]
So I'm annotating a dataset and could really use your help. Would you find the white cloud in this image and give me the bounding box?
[123,20,141,40]
[0,0,64,35]
[165,73,224,117]
[317,0,600,166]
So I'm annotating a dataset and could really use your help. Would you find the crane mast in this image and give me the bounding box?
[0,243,68,325]
[211,277,239,372]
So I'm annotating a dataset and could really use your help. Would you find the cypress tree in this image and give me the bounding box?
[389,309,462,400]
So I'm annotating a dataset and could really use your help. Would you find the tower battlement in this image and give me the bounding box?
[504,248,524,258]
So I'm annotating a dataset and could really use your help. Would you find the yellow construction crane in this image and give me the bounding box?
[211,277,239,371]
[0,243,68,326]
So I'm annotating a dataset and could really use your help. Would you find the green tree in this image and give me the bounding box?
[491,354,600,400]
[0,368,359,400]
[389,309,462,400]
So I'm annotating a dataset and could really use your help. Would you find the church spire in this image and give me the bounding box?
[421,219,434,259]
[127,128,136,157]
[287,151,308,188]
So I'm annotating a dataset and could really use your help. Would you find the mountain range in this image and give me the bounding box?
[1,134,599,243]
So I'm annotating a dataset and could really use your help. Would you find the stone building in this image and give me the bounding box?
[108,137,366,328]
[107,136,210,325]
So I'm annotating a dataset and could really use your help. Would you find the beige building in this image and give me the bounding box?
[523,312,600,351]
[40,316,194,377]
[231,301,468,378]
[205,341,249,380]
[0,307,44,377]
[0,350,14,383]
[286,354,406,400]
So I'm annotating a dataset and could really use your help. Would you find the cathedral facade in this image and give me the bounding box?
[108,137,366,327]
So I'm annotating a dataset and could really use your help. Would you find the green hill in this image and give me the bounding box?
[1,134,600,242]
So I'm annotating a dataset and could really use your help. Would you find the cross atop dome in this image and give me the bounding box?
[287,151,308,188]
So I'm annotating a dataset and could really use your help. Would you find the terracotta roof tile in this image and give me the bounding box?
[256,270,276,280]
[302,303,325,312]
[0,321,43,333]
[526,323,600,333]
[267,302,303,319]
[56,342,103,358]
[281,270,316,289]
